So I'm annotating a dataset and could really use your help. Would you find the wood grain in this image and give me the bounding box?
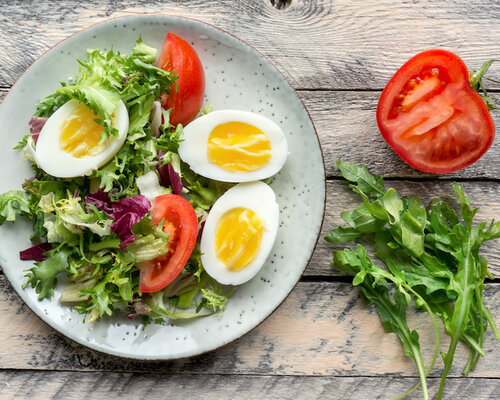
[1,0,499,90]
[0,275,498,379]
[0,371,498,400]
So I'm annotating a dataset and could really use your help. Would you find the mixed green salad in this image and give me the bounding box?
[0,38,232,324]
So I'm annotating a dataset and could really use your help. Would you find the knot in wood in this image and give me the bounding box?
[270,0,292,10]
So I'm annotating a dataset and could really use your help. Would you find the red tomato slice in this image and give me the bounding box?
[157,32,205,126]
[139,194,198,293]
[376,49,495,173]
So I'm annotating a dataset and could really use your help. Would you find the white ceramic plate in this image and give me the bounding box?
[0,15,325,360]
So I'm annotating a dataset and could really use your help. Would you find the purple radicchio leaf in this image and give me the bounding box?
[157,150,183,194]
[29,116,48,144]
[111,196,151,221]
[85,190,151,250]
[85,189,114,217]
[156,150,170,186]
[20,242,52,261]
[168,163,183,195]
[111,213,144,250]
[110,195,151,251]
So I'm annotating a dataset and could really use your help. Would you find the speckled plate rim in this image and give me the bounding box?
[0,13,327,360]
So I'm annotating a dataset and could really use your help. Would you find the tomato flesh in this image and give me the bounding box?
[139,194,198,293]
[157,32,205,126]
[377,49,495,173]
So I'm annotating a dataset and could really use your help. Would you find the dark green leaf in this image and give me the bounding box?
[325,226,361,243]
[336,159,385,199]
[24,247,71,300]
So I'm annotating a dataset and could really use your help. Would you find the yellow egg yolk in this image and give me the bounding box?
[214,207,265,271]
[207,121,271,172]
[59,103,104,158]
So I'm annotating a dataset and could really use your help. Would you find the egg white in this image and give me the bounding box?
[200,181,279,285]
[178,110,288,182]
[34,99,129,178]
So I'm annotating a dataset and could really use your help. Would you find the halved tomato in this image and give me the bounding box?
[157,32,205,127]
[139,194,198,293]
[377,50,495,173]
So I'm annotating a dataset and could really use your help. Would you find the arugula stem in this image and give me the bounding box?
[436,230,473,400]
[471,347,482,372]
[464,350,475,376]
[482,304,500,339]
[411,352,429,400]
[437,330,461,399]
[461,333,485,357]
[470,289,486,372]
[364,284,429,400]
[395,286,439,400]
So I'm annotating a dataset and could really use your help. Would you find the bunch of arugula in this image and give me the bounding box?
[325,160,500,400]
[0,39,232,324]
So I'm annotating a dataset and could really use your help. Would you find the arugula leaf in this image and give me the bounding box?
[336,159,385,199]
[324,225,361,243]
[127,93,155,140]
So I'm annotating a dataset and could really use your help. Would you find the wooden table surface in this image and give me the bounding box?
[1,1,499,399]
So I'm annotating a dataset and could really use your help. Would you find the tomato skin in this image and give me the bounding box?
[139,194,198,293]
[377,49,495,174]
[157,33,205,126]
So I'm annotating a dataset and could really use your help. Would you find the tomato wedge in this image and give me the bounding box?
[139,194,198,293]
[157,32,205,127]
[377,50,495,173]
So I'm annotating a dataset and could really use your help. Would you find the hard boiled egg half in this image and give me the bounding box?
[200,181,279,285]
[34,99,129,178]
[178,110,288,182]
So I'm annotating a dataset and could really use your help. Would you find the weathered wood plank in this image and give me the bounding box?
[1,0,499,90]
[308,179,500,278]
[0,371,498,400]
[0,274,498,378]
